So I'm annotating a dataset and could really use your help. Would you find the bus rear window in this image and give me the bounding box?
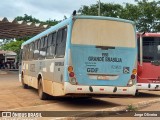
[142,37,160,62]
[71,19,135,48]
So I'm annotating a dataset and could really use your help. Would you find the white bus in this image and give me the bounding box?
[20,15,137,100]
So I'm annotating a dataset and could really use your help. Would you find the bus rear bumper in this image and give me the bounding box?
[64,82,136,96]
[137,83,160,90]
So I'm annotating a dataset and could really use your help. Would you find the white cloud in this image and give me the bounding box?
[0,0,139,21]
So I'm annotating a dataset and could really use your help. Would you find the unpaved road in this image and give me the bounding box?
[0,71,51,110]
[0,70,160,112]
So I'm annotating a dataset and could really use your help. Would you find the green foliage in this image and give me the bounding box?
[1,40,24,54]
[100,3,123,17]
[42,19,59,26]
[16,36,32,41]
[13,14,60,43]
[15,14,59,26]
[136,0,160,32]
[15,14,40,23]
[78,2,123,17]
[126,104,138,111]
[120,3,140,21]
[78,1,160,32]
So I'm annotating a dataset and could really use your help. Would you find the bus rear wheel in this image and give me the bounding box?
[21,74,28,89]
[135,90,139,96]
[38,79,48,100]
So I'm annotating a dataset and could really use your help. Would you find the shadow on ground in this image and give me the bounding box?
[25,86,121,109]
[134,91,160,98]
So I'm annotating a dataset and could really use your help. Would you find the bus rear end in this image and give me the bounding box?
[137,33,160,90]
[64,17,137,96]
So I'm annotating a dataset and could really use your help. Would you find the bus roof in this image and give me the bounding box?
[137,33,160,37]
[21,17,72,46]
[74,15,135,24]
[22,15,135,46]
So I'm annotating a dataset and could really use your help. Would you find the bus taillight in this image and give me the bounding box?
[128,69,137,86]
[131,74,136,79]
[69,72,75,77]
[132,69,137,75]
[130,69,137,80]
[68,66,73,72]
[68,66,77,85]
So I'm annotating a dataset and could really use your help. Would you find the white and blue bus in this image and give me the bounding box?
[20,15,137,100]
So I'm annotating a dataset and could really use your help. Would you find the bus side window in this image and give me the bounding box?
[37,39,41,59]
[22,45,26,60]
[155,38,160,58]
[19,49,22,65]
[34,40,39,60]
[44,36,48,48]
[32,42,35,60]
[24,45,28,60]
[26,45,30,61]
[46,32,56,59]
[29,42,34,60]
[137,37,140,62]
[158,45,160,54]
[28,43,31,60]
[39,37,47,59]
[55,27,67,58]
[52,32,57,45]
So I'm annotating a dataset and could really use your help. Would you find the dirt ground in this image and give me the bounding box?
[0,71,52,110]
[1,70,160,112]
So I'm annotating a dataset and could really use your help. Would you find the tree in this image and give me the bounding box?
[78,1,160,32]
[42,19,59,26]
[120,3,140,21]
[136,0,160,32]
[1,40,24,54]
[78,2,123,17]
[15,14,59,26]
[15,14,40,23]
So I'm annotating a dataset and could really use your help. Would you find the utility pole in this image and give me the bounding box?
[98,0,101,16]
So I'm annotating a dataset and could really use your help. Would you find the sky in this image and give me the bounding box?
[0,0,154,21]
[0,0,137,21]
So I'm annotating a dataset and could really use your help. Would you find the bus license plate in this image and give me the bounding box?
[97,76,108,80]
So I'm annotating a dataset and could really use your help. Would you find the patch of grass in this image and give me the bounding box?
[33,102,42,106]
[126,104,138,111]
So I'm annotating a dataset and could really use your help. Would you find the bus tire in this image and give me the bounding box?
[38,79,48,100]
[21,74,28,89]
[135,90,139,96]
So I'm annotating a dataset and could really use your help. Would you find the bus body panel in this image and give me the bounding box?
[21,18,72,96]
[64,82,136,95]
[70,45,136,86]
[22,58,65,96]
[137,33,160,90]
[138,63,160,82]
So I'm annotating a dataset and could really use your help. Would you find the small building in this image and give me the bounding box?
[0,50,17,69]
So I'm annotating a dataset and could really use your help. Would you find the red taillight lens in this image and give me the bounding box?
[69,72,75,77]
[131,74,135,79]
[123,89,127,91]
[100,88,104,91]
